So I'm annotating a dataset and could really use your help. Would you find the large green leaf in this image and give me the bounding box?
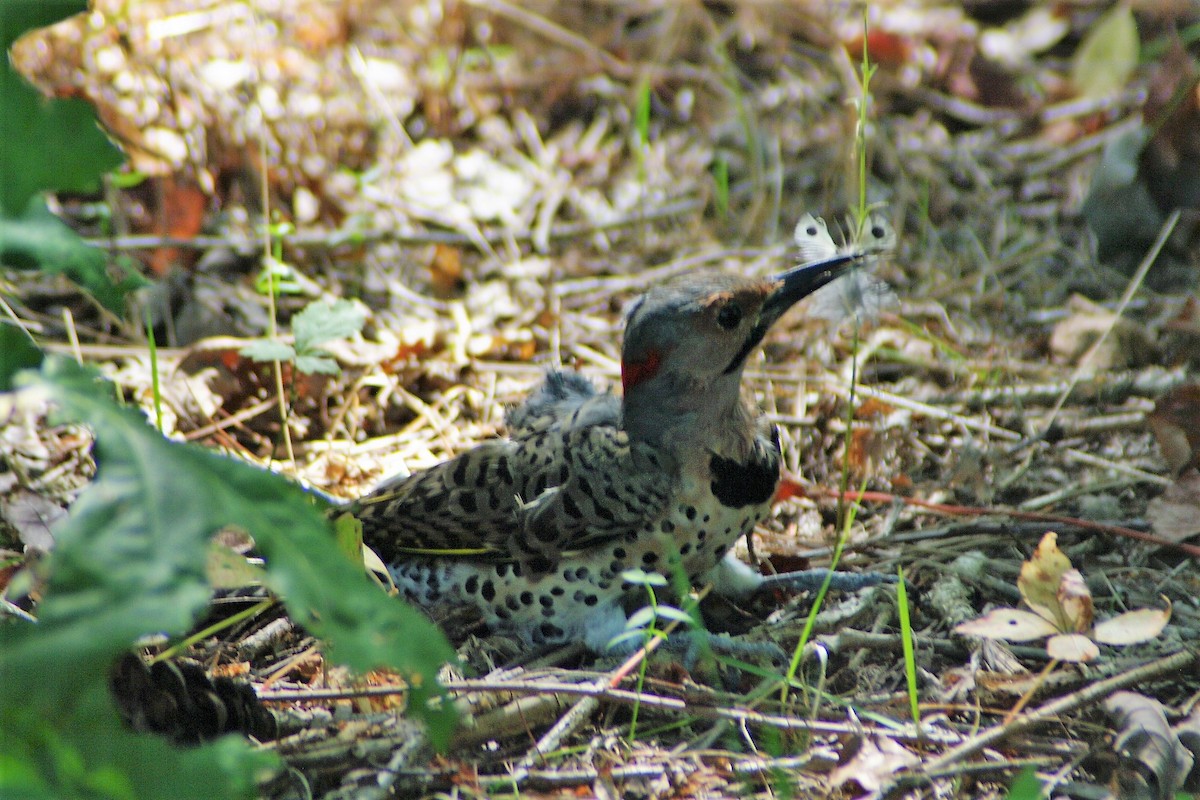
[0,357,456,799]
[1,0,131,313]
[0,325,43,391]
[1,0,82,49]
[1,0,124,215]
[2,692,271,800]
[0,200,139,314]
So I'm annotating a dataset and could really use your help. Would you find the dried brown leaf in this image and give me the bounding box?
[1049,295,1155,370]
[1057,568,1094,633]
[1148,386,1200,476]
[1147,471,1200,544]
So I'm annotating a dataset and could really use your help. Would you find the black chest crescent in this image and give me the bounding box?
[708,427,781,508]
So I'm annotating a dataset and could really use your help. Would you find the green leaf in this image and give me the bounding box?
[1004,767,1044,800]
[1,0,84,50]
[621,568,668,587]
[0,200,138,314]
[2,694,272,800]
[1,1,124,215]
[292,299,366,353]
[333,512,365,563]
[606,630,648,650]
[254,256,303,296]
[205,541,266,590]
[626,607,659,630]
[0,357,457,796]
[649,605,693,625]
[240,339,296,363]
[0,325,43,391]
[1071,4,1139,99]
[293,353,341,375]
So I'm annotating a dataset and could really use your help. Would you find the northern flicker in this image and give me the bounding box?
[352,249,874,652]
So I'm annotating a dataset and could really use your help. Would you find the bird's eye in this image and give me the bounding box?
[716,303,743,330]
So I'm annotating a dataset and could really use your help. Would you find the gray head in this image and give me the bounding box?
[619,253,859,444]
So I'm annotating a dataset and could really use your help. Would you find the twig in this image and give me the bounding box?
[83,197,702,251]
[821,380,1173,488]
[918,648,1199,776]
[809,486,1200,559]
[464,0,632,78]
[182,397,276,441]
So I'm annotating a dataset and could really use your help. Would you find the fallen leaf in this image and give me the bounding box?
[1140,39,1200,215]
[428,244,466,298]
[1147,471,1200,544]
[1164,299,1200,369]
[1049,294,1156,370]
[0,488,66,551]
[1092,602,1172,646]
[1018,531,1073,628]
[1105,691,1195,798]
[1056,568,1094,633]
[828,735,919,794]
[1147,385,1200,475]
[954,608,1059,642]
[980,6,1069,68]
[1046,632,1099,662]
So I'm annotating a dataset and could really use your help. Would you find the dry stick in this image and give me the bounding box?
[506,586,711,784]
[242,6,295,471]
[402,752,1059,793]
[61,308,83,365]
[83,197,703,251]
[505,649,663,783]
[347,45,413,148]
[928,372,1183,409]
[464,0,632,78]
[917,647,1198,777]
[1040,209,1180,438]
[182,397,276,441]
[0,294,40,343]
[262,677,960,743]
[822,380,1171,488]
[806,486,1200,559]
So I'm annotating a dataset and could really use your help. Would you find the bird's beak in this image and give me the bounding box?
[762,252,860,326]
[724,252,861,374]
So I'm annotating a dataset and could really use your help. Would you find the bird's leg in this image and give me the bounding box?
[708,552,897,599]
[603,619,790,672]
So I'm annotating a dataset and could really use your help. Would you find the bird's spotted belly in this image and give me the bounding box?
[388,491,770,650]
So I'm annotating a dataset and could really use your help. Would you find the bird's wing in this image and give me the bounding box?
[509,425,676,568]
[351,439,523,563]
[353,369,675,569]
[352,419,675,571]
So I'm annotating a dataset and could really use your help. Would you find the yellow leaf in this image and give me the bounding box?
[1071,4,1139,99]
[1018,532,1073,628]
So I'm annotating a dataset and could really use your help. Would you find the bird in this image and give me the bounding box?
[350,249,877,653]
